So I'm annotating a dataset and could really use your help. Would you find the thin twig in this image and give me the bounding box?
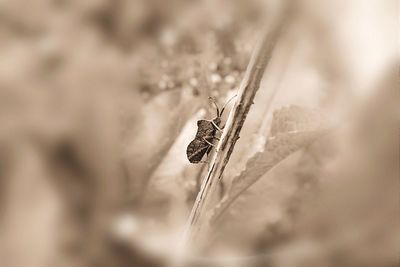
[176,5,292,265]
[187,14,287,245]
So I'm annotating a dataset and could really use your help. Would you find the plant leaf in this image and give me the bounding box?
[124,90,200,202]
[209,105,330,224]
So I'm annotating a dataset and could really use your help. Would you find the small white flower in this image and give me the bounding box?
[211,73,222,83]
[224,75,235,84]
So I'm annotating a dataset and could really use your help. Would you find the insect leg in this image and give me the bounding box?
[211,121,223,132]
[203,135,221,143]
[202,137,215,147]
[202,136,219,153]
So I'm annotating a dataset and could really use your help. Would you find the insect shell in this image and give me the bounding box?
[186,96,233,164]
[186,117,221,164]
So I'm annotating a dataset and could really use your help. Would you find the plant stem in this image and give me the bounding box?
[178,4,292,262]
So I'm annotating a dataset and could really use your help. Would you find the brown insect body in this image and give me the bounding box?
[186,117,221,163]
[186,95,236,164]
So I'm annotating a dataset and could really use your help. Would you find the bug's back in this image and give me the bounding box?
[195,120,216,138]
[186,138,211,163]
[186,96,233,164]
[186,119,219,163]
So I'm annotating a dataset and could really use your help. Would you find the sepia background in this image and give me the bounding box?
[0,0,398,266]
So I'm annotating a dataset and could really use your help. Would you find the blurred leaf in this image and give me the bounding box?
[209,105,330,224]
[140,110,207,223]
[124,90,201,203]
[265,69,399,267]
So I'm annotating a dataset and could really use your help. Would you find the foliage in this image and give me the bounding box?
[0,1,397,267]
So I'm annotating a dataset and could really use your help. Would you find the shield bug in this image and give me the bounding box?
[186,95,236,164]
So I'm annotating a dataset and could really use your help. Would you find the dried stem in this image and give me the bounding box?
[177,4,292,262]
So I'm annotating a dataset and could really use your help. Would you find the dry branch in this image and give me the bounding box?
[210,129,328,225]
[180,7,291,253]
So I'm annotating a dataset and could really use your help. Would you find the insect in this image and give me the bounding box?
[186,95,236,164]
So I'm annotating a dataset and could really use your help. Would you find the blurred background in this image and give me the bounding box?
[0,0,397,266]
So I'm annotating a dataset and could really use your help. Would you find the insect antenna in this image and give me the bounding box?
[208,97,220,117]
[220,94,237,116]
